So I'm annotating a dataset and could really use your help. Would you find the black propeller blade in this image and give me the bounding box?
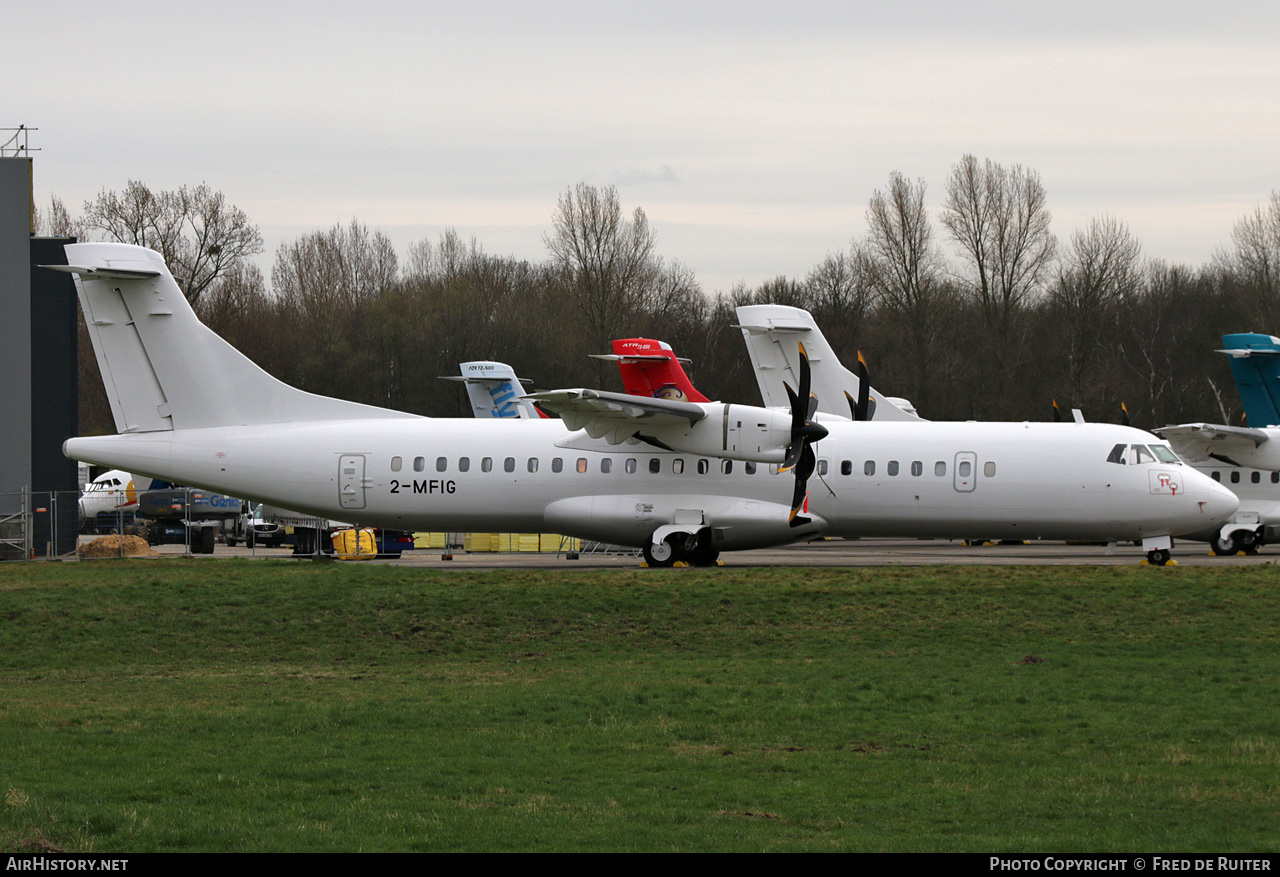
[779,343,828,526]
[843,351,876,422]
[1120,402,1130,426]
[1052,399,1063,422]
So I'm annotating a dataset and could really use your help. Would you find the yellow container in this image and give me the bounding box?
[464,533,498,552]
[333,528,377,560]
[414,532,447,549]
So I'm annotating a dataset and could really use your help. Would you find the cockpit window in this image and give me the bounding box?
[1149,444,1180,463]
[1107,444,1126,465]
[1130,444,1156,465]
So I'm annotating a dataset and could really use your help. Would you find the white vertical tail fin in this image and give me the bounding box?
[732,304,924,422]
[51,243,418,433]
[442,361,544,419]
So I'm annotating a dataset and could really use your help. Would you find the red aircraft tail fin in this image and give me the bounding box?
[608,338,710,403]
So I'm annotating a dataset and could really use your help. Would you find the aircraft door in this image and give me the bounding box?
[339,454,367,510]
[953,452,977,492]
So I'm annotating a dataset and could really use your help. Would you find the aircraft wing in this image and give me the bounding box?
[1153,422,1270,462]
[525,389,707,445]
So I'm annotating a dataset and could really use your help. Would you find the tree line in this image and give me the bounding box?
[36,166,1280,436]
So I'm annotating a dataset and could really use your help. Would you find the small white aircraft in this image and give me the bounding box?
[53,243,1236,566]
[78,468,168,532]
[442,361,544,419]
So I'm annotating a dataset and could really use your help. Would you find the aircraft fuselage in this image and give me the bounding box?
[65,418,1235,551]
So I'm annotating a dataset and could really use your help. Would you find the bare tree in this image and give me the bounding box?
[941,155,1056,405]
[805,246,878,364]
[273,219,398,312]
[864,172,947,414]
[82,180,262,305]
[544,183,663,375]
[33,195,85,239]
[1050,214,1142,409]
[1216,190,1280,326]
[271,220,398,394]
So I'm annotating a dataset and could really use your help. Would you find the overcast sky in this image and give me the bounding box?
[7,0,1279,293]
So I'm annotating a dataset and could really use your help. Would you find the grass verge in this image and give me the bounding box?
[1,560,1277,851]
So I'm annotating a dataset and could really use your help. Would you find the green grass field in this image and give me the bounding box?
[1,560,1277,852]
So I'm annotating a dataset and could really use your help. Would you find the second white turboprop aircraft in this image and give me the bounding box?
[55,243,1236,566]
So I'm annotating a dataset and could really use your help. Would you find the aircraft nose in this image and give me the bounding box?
[1198,474,1240,526]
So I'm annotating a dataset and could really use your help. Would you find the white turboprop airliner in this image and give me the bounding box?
[53,243,1236,566]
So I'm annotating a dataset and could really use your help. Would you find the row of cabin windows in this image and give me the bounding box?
[1210,469,1280,485]
[823,459,996,478]
[390,455,996,478]
[391,455,764,475]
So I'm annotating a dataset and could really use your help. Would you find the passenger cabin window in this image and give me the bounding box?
[625,458,637,474]
[481,457,493,473]
[504,457,515,473]
[984,462,996,477]
[818,460,828,476]
[577,458,588,474]
[1231,470,1241,484]
[527,458,538,473]
[864,461,875,476]
[934,461,946,476]
[959,460,972,477]
[1272,472,1279,484]
[910,461,922,477]
[391,456,402,472]
[649,459,661,474]
[414,456,426,472]
[887,461,900,476]
[697,459,709,475]
[601,458,612,474]
[673,459,684,475]
[1252,471,1261,484]
[1211,471,1221,482]
[745,462,757,475]
[722,460,734,475]
[551,457,563,473]
[458,457,470,473]
[436,456,448,472]
[841,460,852,476]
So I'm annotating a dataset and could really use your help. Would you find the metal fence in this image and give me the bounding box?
[0,488,615,562]
[0,488,255,561]
[0,489,80,560]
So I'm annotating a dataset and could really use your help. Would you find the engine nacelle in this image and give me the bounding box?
[641,403,793,463]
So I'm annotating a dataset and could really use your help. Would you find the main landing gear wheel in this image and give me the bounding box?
[1147,548,1172,566]
[1212,530,1260,556]
[643,537,679,568]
